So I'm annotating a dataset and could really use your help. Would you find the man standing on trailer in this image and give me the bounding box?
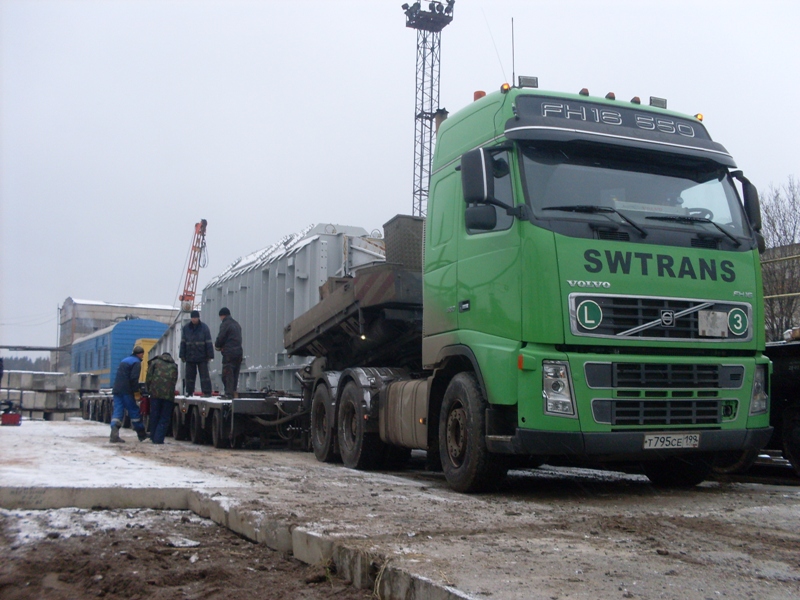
[180,310,214,396]
[146,352,179,444]
[215,307,243,398]
[110,345,148,443]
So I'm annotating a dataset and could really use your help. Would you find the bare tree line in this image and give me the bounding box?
[760,176,800,341]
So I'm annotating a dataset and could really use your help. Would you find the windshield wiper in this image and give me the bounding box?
[544,205,647,238]
[645,215,741,247]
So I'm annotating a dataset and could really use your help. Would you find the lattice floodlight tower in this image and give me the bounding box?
[402,1,454,217]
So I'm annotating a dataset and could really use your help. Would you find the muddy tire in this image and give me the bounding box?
[782,405,800,477]
[311,385,337,463]
[643,453,714,488]
[711,449,759,475]
[172,405,189,441]
[337,381,384,470]
[211,409,229,449]
[439,372,508,493]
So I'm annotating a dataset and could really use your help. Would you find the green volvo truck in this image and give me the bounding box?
[286,80,772,492]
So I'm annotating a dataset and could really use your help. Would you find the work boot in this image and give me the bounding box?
[109,426,125,443]
[137,429,148,442]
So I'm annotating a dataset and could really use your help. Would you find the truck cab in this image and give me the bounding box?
[422,83,772,491]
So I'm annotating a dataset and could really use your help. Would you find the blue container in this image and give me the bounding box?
[71,319,168,388]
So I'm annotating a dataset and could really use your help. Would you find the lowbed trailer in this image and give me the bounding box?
[171,393,307,449]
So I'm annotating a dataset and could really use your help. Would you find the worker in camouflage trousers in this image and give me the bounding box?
[180,309,214,396]
[146,352,179,444]
[215,307,243,398]
[110,346,148,443]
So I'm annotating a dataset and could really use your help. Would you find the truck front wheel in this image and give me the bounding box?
[311,385,338,463]
[337,381,384,470]
[642,453,714,488]
[439,372,508,493]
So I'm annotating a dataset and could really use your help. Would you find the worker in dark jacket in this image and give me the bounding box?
[110,346,148,443]
[146,352,179,444]
[180,310,214,396]
[215,307,243,398]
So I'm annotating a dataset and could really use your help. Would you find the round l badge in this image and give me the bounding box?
[577,300,603,330]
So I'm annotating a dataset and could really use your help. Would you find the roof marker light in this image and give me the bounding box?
[649,96,668,109]
[694,113,704,122]
[579,88,589,96]
[474,90,486,101]
[630,96,641,104]
[500,83,511,93]
[605,92,616,100]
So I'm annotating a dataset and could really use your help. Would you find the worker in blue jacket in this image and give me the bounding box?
[110,345,148,443]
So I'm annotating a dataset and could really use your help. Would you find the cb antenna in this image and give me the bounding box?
[511,18,515,87]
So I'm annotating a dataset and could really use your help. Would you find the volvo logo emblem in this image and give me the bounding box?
[660,310,675,327]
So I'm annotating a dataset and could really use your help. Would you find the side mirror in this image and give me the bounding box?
[461,148,494,204]
[731,170,762,232]
[465,204,497,231]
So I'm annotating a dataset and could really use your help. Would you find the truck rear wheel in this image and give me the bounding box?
[782,405,800,477]
[439,372,508,493]
[642,453,714,488]
[337,381,384,470]
[311,385,337,463]
[211,409,229,449]
[172,405,189,441]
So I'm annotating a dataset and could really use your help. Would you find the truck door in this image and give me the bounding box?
[423,169,460,336]
[457,151,522,340]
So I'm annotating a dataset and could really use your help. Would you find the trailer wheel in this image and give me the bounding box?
[782,405,800,477]
[172,405,189,441]
[439,372,508,493]
[189,407,207,445]
[211,409,229,449]
[642,453,714,488]
[337,381,384,470]
[311,385,337,463]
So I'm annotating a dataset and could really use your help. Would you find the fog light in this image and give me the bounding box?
[543,360,576,416]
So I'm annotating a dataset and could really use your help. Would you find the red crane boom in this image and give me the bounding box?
[179,219,208,312]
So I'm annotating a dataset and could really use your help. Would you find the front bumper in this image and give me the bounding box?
[486,426,774,459]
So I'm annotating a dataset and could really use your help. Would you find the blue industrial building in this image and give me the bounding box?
[71,319,168,388]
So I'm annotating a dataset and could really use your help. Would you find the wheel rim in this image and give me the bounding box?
[445,401,467,468]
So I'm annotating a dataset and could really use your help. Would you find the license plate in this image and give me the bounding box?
[643,432,700,450]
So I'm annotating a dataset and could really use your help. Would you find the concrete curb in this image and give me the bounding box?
[0,486,475,600]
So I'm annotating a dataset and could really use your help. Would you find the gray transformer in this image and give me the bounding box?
[201,224,384,394]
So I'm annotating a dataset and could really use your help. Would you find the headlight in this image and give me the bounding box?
[749,364,769,416]
[543,360,576,416]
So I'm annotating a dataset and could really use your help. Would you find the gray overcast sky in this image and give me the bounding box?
[1,0,798,350]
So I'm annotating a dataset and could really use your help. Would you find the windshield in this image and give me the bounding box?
[520,143,749,239]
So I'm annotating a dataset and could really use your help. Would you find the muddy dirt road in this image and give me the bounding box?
[2,421,799,599]
[0,508,372,600]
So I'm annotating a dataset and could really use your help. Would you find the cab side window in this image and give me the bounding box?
[466,151,515,234]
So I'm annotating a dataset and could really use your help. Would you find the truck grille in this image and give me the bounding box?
[592,399,722,425]
[585,363,744,389]
[569,294,751,341]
